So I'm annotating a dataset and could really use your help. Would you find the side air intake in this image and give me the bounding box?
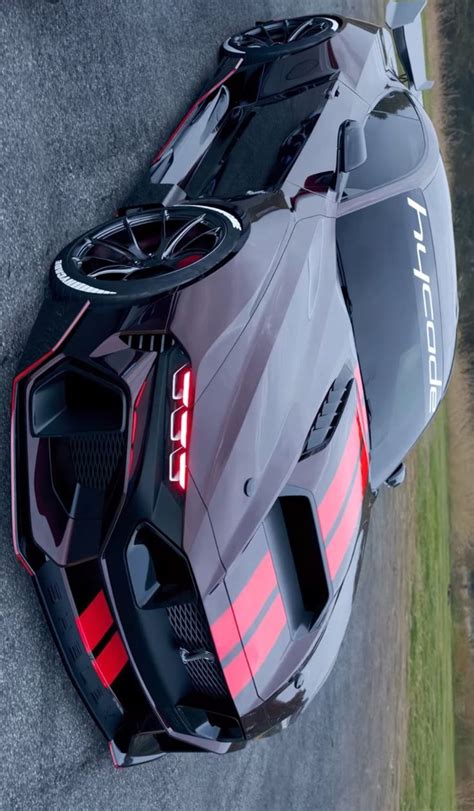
[29,362,128,534]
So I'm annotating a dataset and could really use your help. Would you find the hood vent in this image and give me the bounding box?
[301,371,353,460]
[121,332,175,353]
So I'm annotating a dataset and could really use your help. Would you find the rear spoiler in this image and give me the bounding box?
[385,0,433,92]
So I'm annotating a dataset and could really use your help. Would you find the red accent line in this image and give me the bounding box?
[317,413,361,540]
[76,591,113,654]
[10,301,90,575]
[151,59,243,165]
[326,430,369,579]
[354,365,369,445]
[14,550,34,576]
[108,741,121,769]
[92,631,128,687]
[135,378,148,410]
[211,552,277,661]
[131,411,138,443]
[244,593,287,677]
[223,648,253,699]
[232,552,278,639]
[129,378,148,475]
[10,301,91,406]
[175,252,205,269]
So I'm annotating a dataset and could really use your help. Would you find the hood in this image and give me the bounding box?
[174,213,357,567]
[173,212,370,706]
[169,201,294,397]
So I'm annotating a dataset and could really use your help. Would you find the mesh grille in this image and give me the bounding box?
[167,602,229,699]
[69,432,125,491]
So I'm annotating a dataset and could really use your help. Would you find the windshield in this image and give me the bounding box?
[337,190,443,486]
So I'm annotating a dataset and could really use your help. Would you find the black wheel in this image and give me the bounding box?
[222,15,340,58]
[51,204,246,304]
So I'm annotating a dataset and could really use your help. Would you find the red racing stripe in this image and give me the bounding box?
[232,552,278,639]
[223,649,254,699]
[92,631,128,688]
[317,413,361,540]
[244,593,287,676]
[211,551,277,660]
[210,606,242,662]
[76,591,113,654]
[222,595,287,700]
[326,435,369,579]
[212,553,287,699]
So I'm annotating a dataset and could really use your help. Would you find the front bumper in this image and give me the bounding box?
[10,298,245,765]
[34,559,169,767]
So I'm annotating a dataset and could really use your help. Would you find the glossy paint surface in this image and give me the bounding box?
[10,11,456,762]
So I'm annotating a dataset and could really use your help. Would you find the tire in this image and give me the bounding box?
[51,204,247,305]
[222,15,341,59]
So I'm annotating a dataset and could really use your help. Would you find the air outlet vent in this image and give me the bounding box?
[121,333,175,352]
[301,372,353,459]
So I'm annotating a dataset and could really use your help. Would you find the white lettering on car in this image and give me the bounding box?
[407,196,442,413]
[54,260,117,295]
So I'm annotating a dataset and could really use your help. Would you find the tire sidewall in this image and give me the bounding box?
[222,16,341,60]
[50,204,248,305]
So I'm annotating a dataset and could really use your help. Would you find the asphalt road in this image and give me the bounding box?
[0,2,415,809]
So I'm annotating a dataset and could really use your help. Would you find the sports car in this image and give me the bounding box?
[11,2,458,766]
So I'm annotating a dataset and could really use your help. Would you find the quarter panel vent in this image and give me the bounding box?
[301,371,353,459]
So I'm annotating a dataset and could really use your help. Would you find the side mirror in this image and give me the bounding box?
[385,463,406,489]
[338,120,367,174]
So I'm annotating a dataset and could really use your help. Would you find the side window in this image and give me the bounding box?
[345,91,425,198]
[336,190,441,485]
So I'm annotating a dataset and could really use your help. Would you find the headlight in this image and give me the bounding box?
[169,364,193,490]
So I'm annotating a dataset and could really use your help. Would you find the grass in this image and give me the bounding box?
[401,6,464,806]
[446,363,474,811]
[402,410,456,811]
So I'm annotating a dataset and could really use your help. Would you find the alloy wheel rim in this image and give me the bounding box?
[71,208,227,283]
